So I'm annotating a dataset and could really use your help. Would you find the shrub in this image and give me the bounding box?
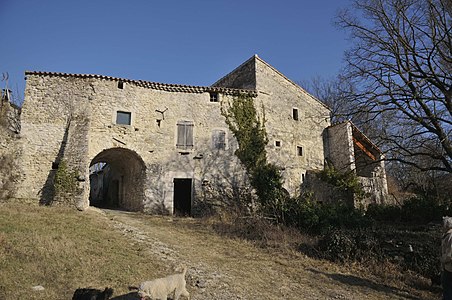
[401,196,448,224]
[318,163,366,199]
[282,197,371,234]
[54,160,78,199]
[366,203,402,223]
[318,229,356,262]
[222,95,286,220]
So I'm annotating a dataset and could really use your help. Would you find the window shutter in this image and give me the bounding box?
[177,121,194,150]
[212,130,226,150]
[185,123,193,149]
[177,123,186,149]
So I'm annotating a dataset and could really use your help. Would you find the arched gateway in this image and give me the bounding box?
[89,148,146,211]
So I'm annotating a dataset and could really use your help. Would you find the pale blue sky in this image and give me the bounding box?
[0,0,352,103]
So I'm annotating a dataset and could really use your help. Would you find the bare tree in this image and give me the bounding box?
[337,0,452,173]
[300,76,354,123]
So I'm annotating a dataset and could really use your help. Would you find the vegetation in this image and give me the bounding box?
[318,163,366,200]
[337,0,452,174]
[0,202,167,299]
[54,160,79,200]
[221,95,288,221]
[0,202,440,299]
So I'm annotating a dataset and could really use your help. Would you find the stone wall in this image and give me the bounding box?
[324,121,355,172]
[323,121,389,207]
[0,97,21,199]
[214,55,331,196]
[15,56,389,213]
[17,72,255,213]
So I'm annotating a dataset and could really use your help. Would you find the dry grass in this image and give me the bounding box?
[0,202,166,299]
[0,201,442,300]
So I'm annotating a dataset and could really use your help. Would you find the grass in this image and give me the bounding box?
[0,201,442,300]
[0,201,166,299]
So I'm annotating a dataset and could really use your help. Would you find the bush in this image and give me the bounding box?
[318,230,356,262]
[366,203,402,223]
[315,226,442,281]
[282,197,371,234]
[401,196,448,224]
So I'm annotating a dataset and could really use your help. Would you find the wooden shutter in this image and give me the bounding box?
[177,121,194,150]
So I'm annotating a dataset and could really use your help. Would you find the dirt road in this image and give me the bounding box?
[101,208,437,300]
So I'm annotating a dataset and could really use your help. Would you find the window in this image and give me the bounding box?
[210,92,219,102]
[275,140,281,147]
[212,129,226,150]
[118,81,124,89]
[116,111,131,125]
[293,108,299,120]
[176,121,194,150]
[297,146,303,156]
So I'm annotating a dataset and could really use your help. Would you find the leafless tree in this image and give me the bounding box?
[337,0,452,173]
[300,76,355,123]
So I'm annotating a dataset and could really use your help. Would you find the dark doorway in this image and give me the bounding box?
[173,178,192,216]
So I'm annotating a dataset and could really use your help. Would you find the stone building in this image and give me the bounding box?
[11,55,388,214]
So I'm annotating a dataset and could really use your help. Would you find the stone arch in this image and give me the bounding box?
[89,147,146,211]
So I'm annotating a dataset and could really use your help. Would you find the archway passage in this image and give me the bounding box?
[89,148,146,211]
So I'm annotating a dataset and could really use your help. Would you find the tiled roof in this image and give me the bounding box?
[329,120,382,154]
[24,71,258,96]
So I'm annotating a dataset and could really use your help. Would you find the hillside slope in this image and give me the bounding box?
[0,202,439,299]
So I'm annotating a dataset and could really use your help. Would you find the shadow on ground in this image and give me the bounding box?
[308,268,429,300]
[110,291,139,299]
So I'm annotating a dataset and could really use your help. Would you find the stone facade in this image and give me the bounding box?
[10,55,388,213]
[322,121,389,207]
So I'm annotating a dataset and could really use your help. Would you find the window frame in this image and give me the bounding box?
[115,110,132,125]
[209,92,219,103]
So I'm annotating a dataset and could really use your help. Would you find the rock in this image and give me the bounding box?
[31,285,45,291]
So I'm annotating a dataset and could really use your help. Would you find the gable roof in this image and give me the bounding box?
[213,54,330,110]
[24,71,257,97]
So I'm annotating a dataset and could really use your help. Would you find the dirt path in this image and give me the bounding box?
[99,208,437,300]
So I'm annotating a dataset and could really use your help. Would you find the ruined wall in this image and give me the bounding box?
[357,158,389,207]
[0,97,21,199]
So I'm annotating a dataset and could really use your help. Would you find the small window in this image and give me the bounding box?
[297,146,303,156]
[301,173,305,182]
[116,111,131,125]
[212,129,226,150]
[293,108,299,120]
[210,92,219,102]
[275,140,281,147]
[177,121,194,150]
[118,81,124,89]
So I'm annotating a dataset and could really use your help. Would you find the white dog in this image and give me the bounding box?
[138,267,190,300]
